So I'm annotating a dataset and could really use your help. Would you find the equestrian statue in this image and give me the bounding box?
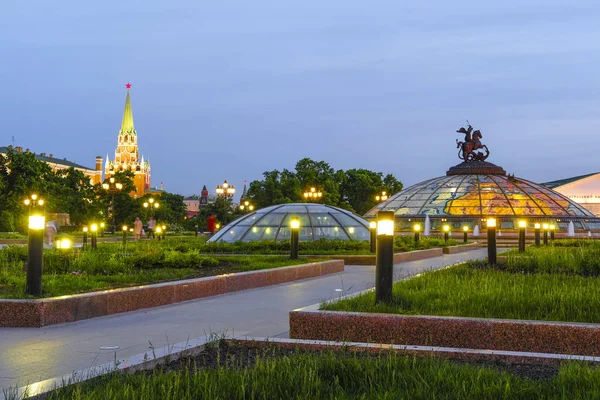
[456,123,489,161]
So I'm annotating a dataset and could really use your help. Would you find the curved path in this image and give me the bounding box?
[0,248,496,391]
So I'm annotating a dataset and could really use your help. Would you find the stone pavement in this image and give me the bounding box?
[0,248,496,391]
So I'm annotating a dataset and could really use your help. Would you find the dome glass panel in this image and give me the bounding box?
[208,203,370,243]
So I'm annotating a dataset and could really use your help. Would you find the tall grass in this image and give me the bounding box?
[323,262,600,323]
[44,350,600,399]
[506,246,600,276]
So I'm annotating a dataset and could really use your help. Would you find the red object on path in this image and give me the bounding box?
[207,215,216,233]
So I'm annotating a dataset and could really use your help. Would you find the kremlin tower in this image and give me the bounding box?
[105,84,151,197]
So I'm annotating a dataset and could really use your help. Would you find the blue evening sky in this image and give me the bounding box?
[2,0,600,197]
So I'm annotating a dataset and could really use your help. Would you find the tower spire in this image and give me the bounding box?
[120,83,135,135]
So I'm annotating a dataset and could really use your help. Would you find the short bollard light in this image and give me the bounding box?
[375,211,395,304]
[26,214,45,296]
[290,218,300,260]
[534,223,541,247]
[82,226,89,250]
[100,222,105,237]
[162,224,167,240]
[90,223,98,250]
[369,221,377,253]
[518,220,527,252]
[156,226,163,241]
[463,226,468,243]
[215,223,221,231]
[542,223,549,246]
[413,224,420,245]
[487,218,497,264]
[550,224,556,240]
[443,224,450,242]
[55,235,72,273]
[122,225,128,245]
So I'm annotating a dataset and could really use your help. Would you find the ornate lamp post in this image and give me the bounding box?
[102,177,123,233]
[375,211,394,304]
[303,187,322,201]
[24,194,45,296]
[239,200,255,212]
[216,180,236,198]
[375,191,388,202]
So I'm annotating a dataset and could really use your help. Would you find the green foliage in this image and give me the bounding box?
[246,158,402,214]
[324,260,600,323]
[45,348,600,399]
[0,210,15,232]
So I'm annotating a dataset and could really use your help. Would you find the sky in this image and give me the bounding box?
[2,0,600,198]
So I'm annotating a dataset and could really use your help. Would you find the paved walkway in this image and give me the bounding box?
[0,249,495,390]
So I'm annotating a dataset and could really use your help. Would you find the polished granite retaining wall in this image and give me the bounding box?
[289,305,600,356]
[0,260,343,328]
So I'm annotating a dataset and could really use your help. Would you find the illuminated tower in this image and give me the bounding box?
[105,83,151,197]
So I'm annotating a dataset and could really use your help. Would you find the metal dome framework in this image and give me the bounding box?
[208,203,370,243]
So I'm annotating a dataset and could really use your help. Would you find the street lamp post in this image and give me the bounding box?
[518,220,526,252]
[413,224,420,245]
[24,194,45,296]
[239,200,255,212]
[90,223,98,250]
[443,224,450,242]
[156,226,162,241]
[216,180,236,198]
[82,226,88,250]
[290,218,300,260]
[375,191,388,202]
[375,211,394,304]
[463,226,469,243]
[161,225,167,240]
[102,178,123,233]
[122,225,128,245]
[487,218,497,265]
[303,187,322,201]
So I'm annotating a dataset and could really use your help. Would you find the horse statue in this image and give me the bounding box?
[456,125,489,161]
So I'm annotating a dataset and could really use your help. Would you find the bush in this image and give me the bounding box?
[0,210,15,232]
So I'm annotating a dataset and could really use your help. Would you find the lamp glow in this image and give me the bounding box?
[83,226,88,233]
[122,225,128,231]
[443,225,450,232]
[57,238,72,249]
[156,227,162,234]
[28,215,45,230]
[290,218,300,230]
[550,224,555,230]
[534,223,541,229]
[542,223,549,230]
[519,220,527,228]
[487,218,496,228]
[91,224,98,232]
[414,224,421,232]
[377,220,394,236]
[369,221,377,229]
[463,226,469,232]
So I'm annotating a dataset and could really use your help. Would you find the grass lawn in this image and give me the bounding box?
[38,341,600,400]
[322,260,600,323]
[0,255,319,299]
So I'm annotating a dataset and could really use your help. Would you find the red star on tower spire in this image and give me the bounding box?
[125,83,132,89]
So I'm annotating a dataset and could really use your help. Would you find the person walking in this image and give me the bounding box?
[45,220,57,246]
[134,217,143,240]
[147,216,156,239]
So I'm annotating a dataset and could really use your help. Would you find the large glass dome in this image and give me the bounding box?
[208,203,370,243]
[364,160,600,230]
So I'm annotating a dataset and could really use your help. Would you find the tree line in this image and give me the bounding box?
[0,149,187,232]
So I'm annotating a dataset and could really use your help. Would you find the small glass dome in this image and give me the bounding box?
[208,203,370,243]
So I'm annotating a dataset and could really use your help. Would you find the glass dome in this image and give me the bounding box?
[208,203,370,243]
[365,174,596,219]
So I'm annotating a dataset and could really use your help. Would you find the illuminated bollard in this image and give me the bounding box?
[518,220,526,253]
[82,226,88,250]
[26,215,45,296]
[290,218,300,260]
[542,223,549,246]
[369,221,376,253]
[534,223,541,247]
[462,226,468,243]
[443,224,450,242]
[91,224,98,250]
[375,211,394,304]
[413,224,420,245]
[487,218,497,265]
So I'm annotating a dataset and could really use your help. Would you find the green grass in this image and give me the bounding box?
[505,245,600,276]
[41,350,600,399]
[322,261,600,323]
[0,251,318,299]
